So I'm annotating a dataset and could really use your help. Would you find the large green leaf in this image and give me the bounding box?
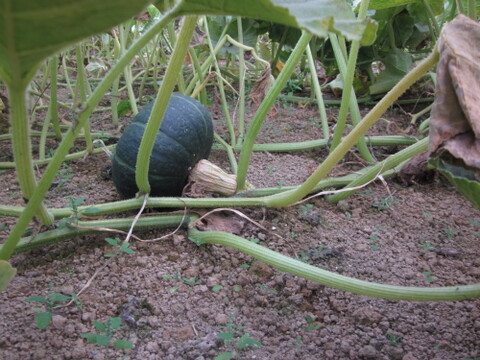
[160,0,377,45]
[429,159,480,210]
[359,0,418,10]
[0,0,150,85]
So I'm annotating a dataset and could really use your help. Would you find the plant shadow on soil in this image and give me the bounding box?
[1,102,480,360]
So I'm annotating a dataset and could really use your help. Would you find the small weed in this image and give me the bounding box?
[386,333,403,347]
[422,271,436,283]
[304,315,321,332]
[420,241,435,251]
[250,237,261,244]
[266,165,276,175]
[216,313,263,359]
[0,225,7,231]
[58,196,86,229]
[290,232,299,239]
[343,211,354,220]
[81,317,133,349]
[25,284,81,329]
[212,285,223,293]
[300,204,314,213]
[290,336,303,349]
[55,163,74,187]
[233,285,242,292]
[297,245,333,264]
[360,189,375,197]
[256,283,277,295]
[468,217,480,227]
[104,237,135,257]
[307,117,321,127]
[441,227,458,240]
[369,234,380,250]
[236,333,263,349]
[372,197,397,211]
[238,263,250,269]
[277,179,287,186]
[183,276,201,287]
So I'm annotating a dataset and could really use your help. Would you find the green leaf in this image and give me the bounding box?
[119,243,134,254]
[369,66,406,95]
[168,0,377,45]
[35,311,52,329]
[80,333,99,344]
[1,260,16,290]
[429,159,480,210]
[217,332,234,343]
[215,352,234,360]
[94,334,112,346]
[108,317,122,330]
[93,320,107,333]
[25,295,47,303]
[113,339,134,349]
[362,0,419,10]
[71,196,87,207]
[212,285,223,292]
[105,237,120,246]
[117,100,132,116]
[236,333,263,349]
[0,0,151,85]
[49,293,71,303]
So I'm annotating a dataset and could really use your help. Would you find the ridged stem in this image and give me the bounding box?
[264,47,439,207]
[189,229,480,301]
[135,15,199,195]
[235,31,313,191]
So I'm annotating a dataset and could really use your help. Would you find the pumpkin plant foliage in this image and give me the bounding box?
[0,0,151,85]
[160,0,378,45]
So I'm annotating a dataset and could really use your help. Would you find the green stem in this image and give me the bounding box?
[0,10,177,261]
[8,215,193,254]
[236,31,313,191]
[61,54,75,98]
[189,229,480,301]
[236,17,246,145]
[214,133,238,173]
[264,47,439,207]
[120,23,139,115]
[49,56,61,139]
[327,137,429,203]
[204,17,236,147]
[329,0,373,163]
[188,47,207,105]
[110,32,122,127]
[8,84,53,225]
[328,33,374,162]
[75,45,93,152]
[305,44,329,139]
[421,0,440,39]
[135,16,199,195]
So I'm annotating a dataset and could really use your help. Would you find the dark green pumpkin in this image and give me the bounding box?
[112,93,214,198]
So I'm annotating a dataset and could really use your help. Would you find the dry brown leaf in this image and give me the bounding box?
[429,15,480,171]
[249,66,274,106]
[195,211,245,235]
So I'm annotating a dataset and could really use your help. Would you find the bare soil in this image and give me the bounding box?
[1,101,480,360]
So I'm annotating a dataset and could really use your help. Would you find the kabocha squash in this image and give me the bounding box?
[112,93,214,198]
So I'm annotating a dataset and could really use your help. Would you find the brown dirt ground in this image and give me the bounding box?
[1,100,480,360]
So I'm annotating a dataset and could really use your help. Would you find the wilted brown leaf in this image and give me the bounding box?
[429,15,480,173]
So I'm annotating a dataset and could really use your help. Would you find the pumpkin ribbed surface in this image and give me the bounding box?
[112,93,213,198]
